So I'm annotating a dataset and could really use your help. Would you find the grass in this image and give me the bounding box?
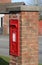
[0,56,10,65]
[39,64,42,65]
[0,56,42,65]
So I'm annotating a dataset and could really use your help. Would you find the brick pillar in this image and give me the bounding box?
[21,12,39,65]
[9,14,22,65]
[9,11,39,65]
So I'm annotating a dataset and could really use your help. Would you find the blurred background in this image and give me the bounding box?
[0,0,42,64]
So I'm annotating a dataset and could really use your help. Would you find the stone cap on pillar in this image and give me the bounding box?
[0,2,42,13]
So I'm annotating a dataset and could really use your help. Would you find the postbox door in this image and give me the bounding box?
[9,19,20,56]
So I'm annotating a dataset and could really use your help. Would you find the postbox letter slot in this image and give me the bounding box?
[10,25,16,28]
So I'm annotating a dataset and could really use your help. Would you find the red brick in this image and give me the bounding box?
[9,12,39,65]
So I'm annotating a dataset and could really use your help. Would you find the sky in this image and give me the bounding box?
[12,0,34,5]
[12,0,42,5]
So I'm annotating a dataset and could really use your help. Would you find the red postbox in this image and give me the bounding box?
[9,19,20,56]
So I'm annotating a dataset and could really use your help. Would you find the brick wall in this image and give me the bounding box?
[0,0,11,35]
[39,20,42,35]
[0,0,11,3]
[9,11,39,65]
[3,14,9,35]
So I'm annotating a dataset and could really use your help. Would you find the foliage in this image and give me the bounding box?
[0,56,10,65]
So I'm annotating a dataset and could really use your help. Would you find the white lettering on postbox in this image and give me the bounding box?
[13,33,16,42]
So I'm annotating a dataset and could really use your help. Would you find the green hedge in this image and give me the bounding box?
[0,56,10,65]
